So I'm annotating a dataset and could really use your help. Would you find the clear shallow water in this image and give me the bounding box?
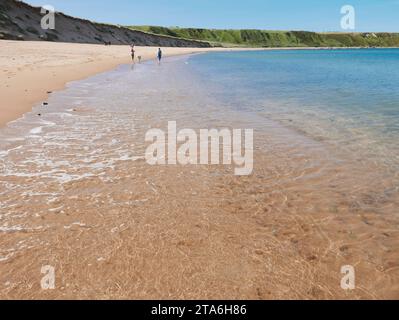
[189,49,399,116]
[1,50,398,231]
[0,51,399,299]
[188,49,399,170]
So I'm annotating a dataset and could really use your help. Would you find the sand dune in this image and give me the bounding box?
[0,0,210,47]
[0,40,254,127]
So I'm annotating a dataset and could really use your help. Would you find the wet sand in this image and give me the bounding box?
[0,57,398,299]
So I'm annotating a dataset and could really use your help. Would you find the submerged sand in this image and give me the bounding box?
[0,45,398,300]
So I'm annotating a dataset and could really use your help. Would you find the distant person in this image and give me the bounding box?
[138,56,142,63]
[157,48,162,64]
[131,44,135,62]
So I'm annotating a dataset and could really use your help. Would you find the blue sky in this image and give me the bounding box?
[25,0,399,32]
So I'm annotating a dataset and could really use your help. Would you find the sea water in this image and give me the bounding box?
[0,50,398,299]
[187,49,399,170]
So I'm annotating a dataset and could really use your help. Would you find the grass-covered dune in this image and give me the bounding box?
[129,26,399,48]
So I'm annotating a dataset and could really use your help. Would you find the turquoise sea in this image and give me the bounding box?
[187,49,399,168]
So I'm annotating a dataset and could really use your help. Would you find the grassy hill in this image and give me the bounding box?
[129,26,399,48]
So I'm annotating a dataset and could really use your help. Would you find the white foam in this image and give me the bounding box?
[64,222,87,229]
[0,225,24,233]
[0,145,23,158]
[39,120,56,127]
[2,169,96,184]
[48,206,64,213]
[29,126,43,135]
[0,253,14,262]
[53,112,74,118]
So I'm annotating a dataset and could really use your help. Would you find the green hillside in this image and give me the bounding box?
[128,26,399,47]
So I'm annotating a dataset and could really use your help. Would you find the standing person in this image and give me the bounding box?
[157,48,162,64]
[131,44,135,63]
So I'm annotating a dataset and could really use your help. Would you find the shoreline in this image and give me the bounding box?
[2,40,397,128]
[0,40,262,128]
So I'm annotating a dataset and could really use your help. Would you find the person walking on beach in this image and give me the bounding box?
[157,48,162,64]
[131,44,135,63]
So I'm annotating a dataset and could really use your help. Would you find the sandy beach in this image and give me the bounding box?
[2,40,381,128]
[0,47,398,299]
[1,40,361,128]
[0,37,398,300]
[0,40,257,127]
[1,0,399,304]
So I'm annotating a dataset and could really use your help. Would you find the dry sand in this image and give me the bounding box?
[0,40,254,127]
